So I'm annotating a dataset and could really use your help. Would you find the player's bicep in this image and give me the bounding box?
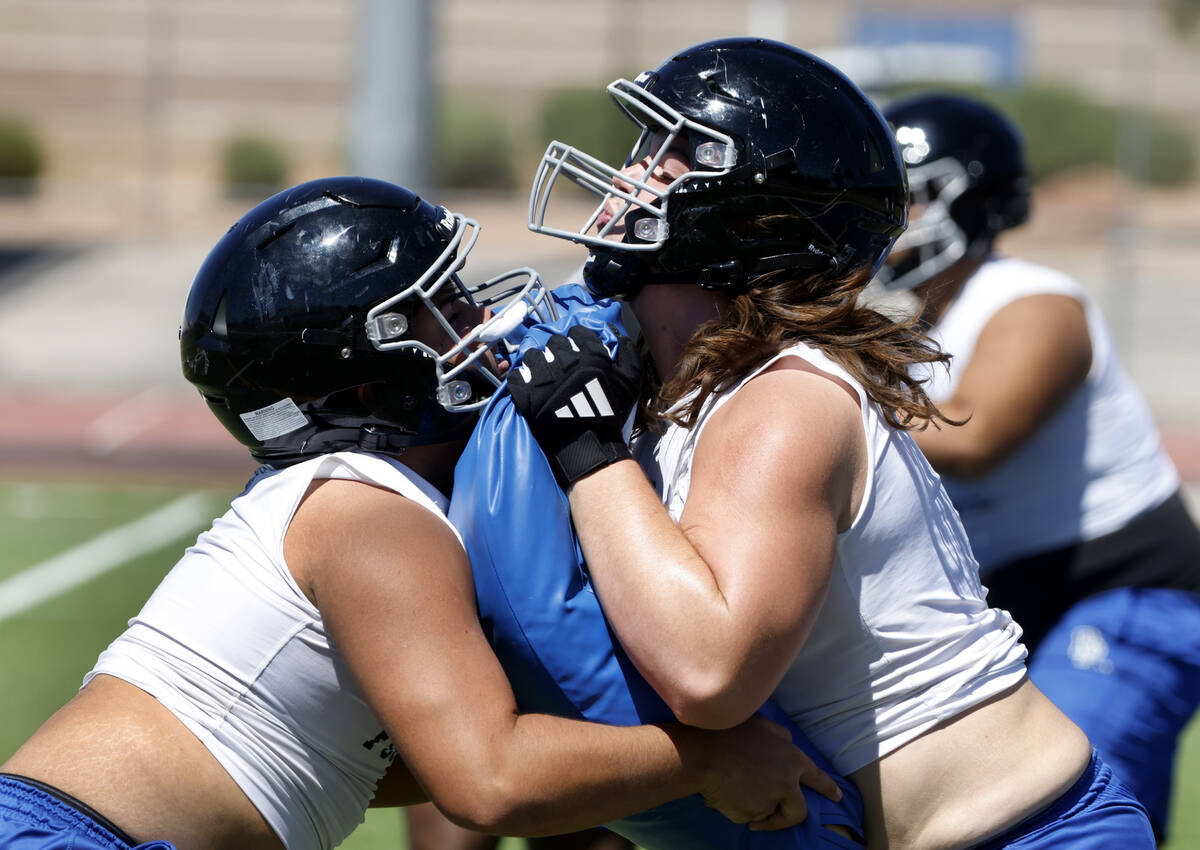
[952,294,1091,462]
[680,374,850,664]
[297,483,519,795]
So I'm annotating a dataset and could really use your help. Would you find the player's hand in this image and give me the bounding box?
[507,325,643,489]
[690,715,842,830]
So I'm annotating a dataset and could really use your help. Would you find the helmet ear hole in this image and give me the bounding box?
[324,385,370,409]
[212,292,229,337]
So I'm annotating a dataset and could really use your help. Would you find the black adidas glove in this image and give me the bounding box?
[507,324,643,489]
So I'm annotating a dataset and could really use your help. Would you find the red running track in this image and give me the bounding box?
[0,389,1197,491]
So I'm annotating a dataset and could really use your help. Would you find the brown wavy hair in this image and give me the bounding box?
[648,265,956,432]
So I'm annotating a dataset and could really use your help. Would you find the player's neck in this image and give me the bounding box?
[917,254,989,327]
[631,283,731,379]
[395,439,466,498]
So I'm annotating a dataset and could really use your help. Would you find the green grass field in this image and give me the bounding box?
[1,478,1197,848]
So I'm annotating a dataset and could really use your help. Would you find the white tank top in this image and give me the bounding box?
[637,342,1028,775]
[919,256,1179,571]
[84,451,460,850]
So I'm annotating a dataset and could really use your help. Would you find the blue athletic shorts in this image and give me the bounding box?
[0,774,176,850]
[1028,586,1200,838]
[971,751,1154,849]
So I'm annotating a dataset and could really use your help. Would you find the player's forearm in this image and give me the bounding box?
[441,716,709,835]
[568,460,761,727]
[912,411,1017,478]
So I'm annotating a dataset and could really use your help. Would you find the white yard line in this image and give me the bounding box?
[0,492,214,622]
[82,386,174,456]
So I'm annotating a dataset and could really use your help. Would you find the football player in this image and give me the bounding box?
[882,91,1200,842]
[0,177,833,850]
[512,37,1157,848]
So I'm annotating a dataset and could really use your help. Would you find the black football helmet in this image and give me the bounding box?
[879,93,1031,291]
[527,37,908,297]
[181,176,555,465]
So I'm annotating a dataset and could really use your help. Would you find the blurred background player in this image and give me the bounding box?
[515,36,1155,848]
[879,91,1200,842]
[0,176,830,850]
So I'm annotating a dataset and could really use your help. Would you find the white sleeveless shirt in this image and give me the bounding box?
[637,343,1027,775]
[919,256,1179,571]
[84,451,460,850]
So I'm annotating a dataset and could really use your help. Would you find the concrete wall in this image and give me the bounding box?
[0,0,1195,437]
[0,0,1195,241]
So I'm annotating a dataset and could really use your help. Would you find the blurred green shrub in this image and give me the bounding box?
[993,84,1118,178]
[537,86,639,170]
[430,85,639,191]
[1167,0,1200,35]
[434,95,517,190]
[0,116,44,194]
[885,81,1196,187]
[222,131,289,199]
[1125,110,1197,185]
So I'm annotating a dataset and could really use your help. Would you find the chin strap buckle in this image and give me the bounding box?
[698,260,745,291]
[357,426,408,456]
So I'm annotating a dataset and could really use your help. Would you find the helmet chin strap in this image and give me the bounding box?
[356,413,476,455]
[698,252,834,291]
[586,246,836,298]
[583,250,652,298]
[357,426,410,455]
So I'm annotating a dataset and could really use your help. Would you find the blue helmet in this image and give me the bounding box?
[529,37,908,297]
[181,176,553,464]
[880,93,1031,291]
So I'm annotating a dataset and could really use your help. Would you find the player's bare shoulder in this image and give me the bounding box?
[719,359,861,451]
[699,360,866,529]
[287,477,464,607]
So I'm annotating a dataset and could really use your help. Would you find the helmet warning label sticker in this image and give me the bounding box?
[240,398,309,441]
